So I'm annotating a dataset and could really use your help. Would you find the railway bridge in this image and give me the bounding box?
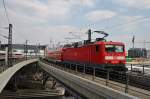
[0,58,149,99]
[0,59,38,93]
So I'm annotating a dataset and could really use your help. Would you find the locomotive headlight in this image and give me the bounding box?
[117,56,125,60]
[105,56,113,60]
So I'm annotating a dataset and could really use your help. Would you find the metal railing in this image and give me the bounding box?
[0,57,39,73]
[0,59,24,73]
[127,64,150,75]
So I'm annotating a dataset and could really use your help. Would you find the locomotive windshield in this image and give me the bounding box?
[105,45,124,53]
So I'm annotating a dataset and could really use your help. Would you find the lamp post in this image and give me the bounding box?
[0,41,1,49]
[132,35,135,58]
[24,40,28,60]
[7,24,13,67]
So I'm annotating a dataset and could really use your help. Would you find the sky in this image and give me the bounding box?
[0,0,150,50]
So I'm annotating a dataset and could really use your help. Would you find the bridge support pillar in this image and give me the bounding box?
[42,71,57,89]
[35,62,38,71]
[42,72,49,88]
[51,79,56,89]
[11,75,18,92]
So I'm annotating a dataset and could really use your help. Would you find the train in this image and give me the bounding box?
[0,50,24,60]
[47,30,127,71]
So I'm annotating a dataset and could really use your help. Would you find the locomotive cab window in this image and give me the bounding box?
[105,45,124,53]
[115,45,124,52]
[105,45,115,52]
[95,45,99,52]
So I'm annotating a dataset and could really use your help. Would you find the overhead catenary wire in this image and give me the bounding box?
[13,26,27,41]
[0,26,9,30]
[107,15,150,30]
[2,0,10,24]
[124,41,150,43]
[1,0,27,43]
[0,32,8,39]
[1,0,150,46]
[81,14,150,34]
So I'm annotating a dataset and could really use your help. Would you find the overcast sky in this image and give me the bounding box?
[0,0,150,49]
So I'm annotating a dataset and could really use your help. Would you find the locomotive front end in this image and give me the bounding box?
[104,42,127,71]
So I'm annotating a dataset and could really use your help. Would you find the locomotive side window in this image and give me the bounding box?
[105,45,124,52]
[95,45,99,52]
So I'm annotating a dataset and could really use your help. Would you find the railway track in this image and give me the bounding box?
[41,58,150,92]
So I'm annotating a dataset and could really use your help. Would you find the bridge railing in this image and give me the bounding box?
[41,59,150,98]
[126,64,150,75]
[0,57,39,73]
[0,62,6,73]
[0,59,24,73]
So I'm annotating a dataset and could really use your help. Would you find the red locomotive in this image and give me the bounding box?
[47,30,126,71]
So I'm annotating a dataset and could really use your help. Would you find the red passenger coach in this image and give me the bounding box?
[47,48,63,62]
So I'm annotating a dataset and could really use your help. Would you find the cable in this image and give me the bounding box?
[125,41,150,43]
[0,26,8,29]
[2,0,10,24]
[107,15,150,30]
[13,26,27,41]
[0,33,8,39]
[1,0,27,44]
[0,27,5,29]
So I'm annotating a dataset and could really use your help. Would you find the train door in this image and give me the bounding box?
[89,45,98,65]
[90,44,104,65]
[92,45,100,64]
[89,45,92,65]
